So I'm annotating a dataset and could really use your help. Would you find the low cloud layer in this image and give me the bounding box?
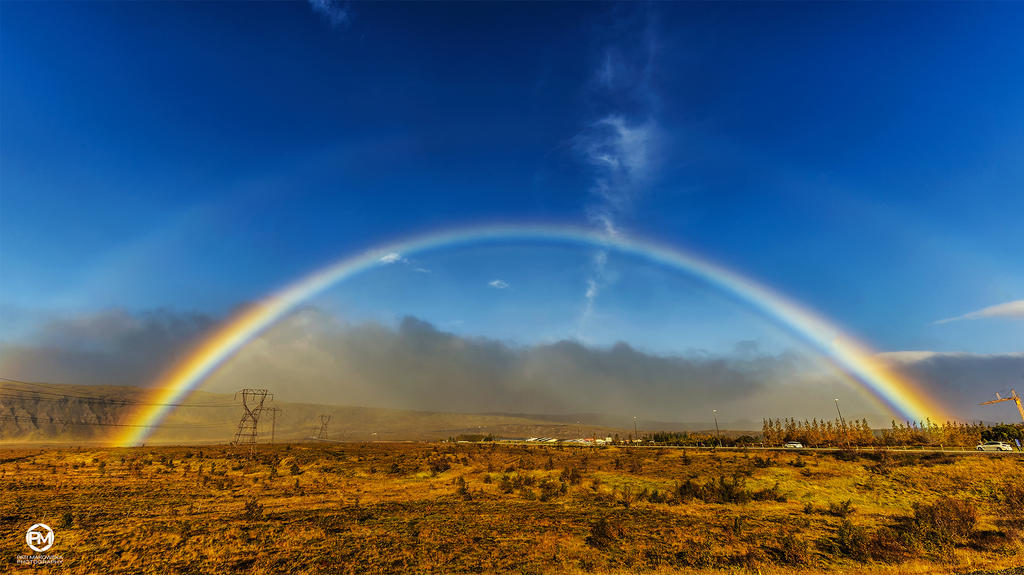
[210,311,823,422]
[0,308,215,387]
[5,308,1021,425]
[879,351,1024,420]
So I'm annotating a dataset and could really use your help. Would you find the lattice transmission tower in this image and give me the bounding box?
[232,388,273,453]
[316,414,331,441]
[265,407,282,444]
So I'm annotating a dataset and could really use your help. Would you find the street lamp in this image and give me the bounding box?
[834,398,849,449]
[712,409,722,447]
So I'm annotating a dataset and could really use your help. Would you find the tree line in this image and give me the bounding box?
[761,418,1022,448]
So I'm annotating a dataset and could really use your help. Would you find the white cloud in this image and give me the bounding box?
[572,115,657,339]
[878,350,1024,363]
[934,299,1024,325]
[308,0,350,28]
[378,252,405,264]
[375,252,430,274]
[575,115,657,214]
[488,279,510,290]
[572,16,660,341]
[587,209,622,238]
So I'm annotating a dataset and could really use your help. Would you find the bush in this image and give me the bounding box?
[772,533,810,565]
[243,498,264,521]
[865,526,914,563]
[827,499,855,517]
[908,497,977,551]
[730,515,745,537]
[428,457,451,474]
[835,519,871,561]
[538,478,561,502]
[673,539,716,567]
[559,466,583,485]
[455,476,472,500]
[753,482,786,502]
[997,480,1024,510]
[618,484,638,509]
[586,516,622,549]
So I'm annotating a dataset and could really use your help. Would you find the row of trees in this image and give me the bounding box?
[762,418,874,447]
[761,417,1019,448]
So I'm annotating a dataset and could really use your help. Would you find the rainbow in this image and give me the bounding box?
[116,223,949,446]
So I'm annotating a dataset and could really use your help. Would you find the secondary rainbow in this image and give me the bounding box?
[116,223,949,446]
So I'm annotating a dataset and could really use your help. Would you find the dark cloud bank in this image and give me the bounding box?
[3,309,1021,424]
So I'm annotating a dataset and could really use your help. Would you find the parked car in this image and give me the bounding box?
[976,441,1014,452]
[784,441,804,449]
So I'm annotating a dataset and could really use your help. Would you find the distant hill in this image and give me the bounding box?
[0,381,635,444]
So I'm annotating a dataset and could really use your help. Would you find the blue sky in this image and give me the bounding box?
[3,1,1024,362]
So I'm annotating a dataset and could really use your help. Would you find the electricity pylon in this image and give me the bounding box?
[232,389,272,453]
[265,407,282,444]
[316,414,331,441]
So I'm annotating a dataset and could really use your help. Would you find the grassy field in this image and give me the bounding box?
[2,443,1023,574]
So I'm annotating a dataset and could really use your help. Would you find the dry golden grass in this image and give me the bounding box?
[1,443,1022,574]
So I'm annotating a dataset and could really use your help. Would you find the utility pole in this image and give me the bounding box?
[232,389,273,455]
[835,398,849,449]
[633,416,638,443]
[713,409,722,447]
[316,414,331,441]
[576,420,581,439]
[266,407,282,444]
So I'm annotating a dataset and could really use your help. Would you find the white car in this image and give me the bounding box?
[784,441,804,449]
[976,441,1014,452]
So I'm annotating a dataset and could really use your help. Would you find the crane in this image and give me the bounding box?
[979,388,1024,423]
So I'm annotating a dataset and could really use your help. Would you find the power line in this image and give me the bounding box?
[0,414,226,429]
[0,377,236,407]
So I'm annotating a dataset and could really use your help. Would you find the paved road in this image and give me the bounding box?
[501,441,1024,455]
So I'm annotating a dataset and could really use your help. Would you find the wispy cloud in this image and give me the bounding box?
[378,252,405,265]
[934,300,1024,325]
[488,279,510,290]
[376,252,431,273]
[573,9,660,340]
[576,115,656,212]
[307,0,351,28]
[577,251,607,338]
